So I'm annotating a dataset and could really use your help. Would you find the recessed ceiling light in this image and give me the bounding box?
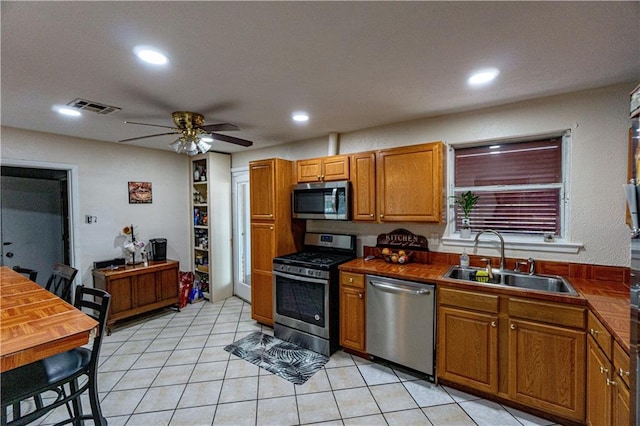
[468,68,500,86]
[133,46,168,65]
[292,112,309,122]
[55,106,82,117]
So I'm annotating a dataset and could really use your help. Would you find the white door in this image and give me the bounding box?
[232,169,251,302]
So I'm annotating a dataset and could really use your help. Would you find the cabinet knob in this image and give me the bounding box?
[510,323,516,330]
[380,214,384,219]
[317,175,322,180]
[358,292,363,299]
[269,213,273,218]
[491,321,496,328]
[600,366,609,374]
[606,378,618,387]
[321,175,325,180]
[349,277,353,283]
[589,328,599,335]
[619,368,630,377]
[370,213,374,217]
[269,226,274,230]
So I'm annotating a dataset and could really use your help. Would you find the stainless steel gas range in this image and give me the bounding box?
[272,232,356,356]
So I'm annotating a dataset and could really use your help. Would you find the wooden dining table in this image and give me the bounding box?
[0,266,98,372]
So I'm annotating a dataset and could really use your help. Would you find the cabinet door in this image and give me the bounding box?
[376,142,443,222]
[437,306,498,394]
[613,380,630,426]
[252,271,274,325]
[297,159,322,182]
[508,319,585,422]
[250,160,275,220]
[250,222,276,324]
[108,276,134,315]
[134,272,157,307]
[586,336,611,426]
[158,267,179,302]
[350,152,377,221]
[322,155,349,181]
[339,284,366,351]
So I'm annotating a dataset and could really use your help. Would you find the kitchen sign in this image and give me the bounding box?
[376,229,428,251]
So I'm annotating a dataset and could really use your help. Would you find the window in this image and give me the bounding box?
[452,135,566,237]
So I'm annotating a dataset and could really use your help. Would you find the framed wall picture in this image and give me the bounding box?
[128,181,152,204]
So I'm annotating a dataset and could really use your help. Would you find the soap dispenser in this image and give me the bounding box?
[460,250,469,268]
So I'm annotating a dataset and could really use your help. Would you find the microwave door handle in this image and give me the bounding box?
[332,188,338,213]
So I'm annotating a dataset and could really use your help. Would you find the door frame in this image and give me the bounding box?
[0,158,81,279]
[231,166,251,302]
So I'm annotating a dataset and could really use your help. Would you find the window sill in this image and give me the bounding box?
[442,234,583,254]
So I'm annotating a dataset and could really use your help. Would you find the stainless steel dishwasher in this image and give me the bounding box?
[366,275,435,379]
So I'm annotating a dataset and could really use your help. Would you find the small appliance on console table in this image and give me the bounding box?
[273,232,356,356]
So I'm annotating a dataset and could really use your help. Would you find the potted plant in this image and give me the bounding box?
[454,191,479,238]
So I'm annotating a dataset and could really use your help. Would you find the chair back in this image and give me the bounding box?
[45,263,78,303]
[73,285,111,368]
[13,266,38,282]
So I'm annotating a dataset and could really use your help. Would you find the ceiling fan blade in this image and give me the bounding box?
[124,121,177,130]
[199,123,240,132]
[118,132,181,143]
[210,132,253,147]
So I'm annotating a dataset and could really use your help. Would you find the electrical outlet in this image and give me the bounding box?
[86,215,97,224]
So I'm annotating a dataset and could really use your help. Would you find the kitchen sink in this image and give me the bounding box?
[443,266,579,296]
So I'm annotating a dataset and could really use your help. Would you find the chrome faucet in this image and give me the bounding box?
[474,229,505,270]
[528,257,536,275]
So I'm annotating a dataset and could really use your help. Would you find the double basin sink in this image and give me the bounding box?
[444,266,578,296]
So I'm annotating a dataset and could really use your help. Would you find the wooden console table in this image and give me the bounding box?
[92,260,179,333]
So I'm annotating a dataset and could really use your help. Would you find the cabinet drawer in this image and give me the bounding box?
[587,310,612,358]
[508,298,585,329]
[614,340,631,388]
[340,272,365,289]
[439,287,499,313]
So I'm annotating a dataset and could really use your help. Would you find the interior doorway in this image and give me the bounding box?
[1,166,71,286]
[232,168,251,302]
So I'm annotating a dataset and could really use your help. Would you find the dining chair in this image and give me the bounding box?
[1,285,111,426]
[12,266,38,282]
[45,263,78,304]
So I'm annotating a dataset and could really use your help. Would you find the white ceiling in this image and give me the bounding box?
[2,1,639,154]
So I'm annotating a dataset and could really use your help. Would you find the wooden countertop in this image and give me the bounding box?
[339,258,631,353]
[1,267,99,372]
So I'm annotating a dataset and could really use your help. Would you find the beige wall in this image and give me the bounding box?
[1,127,191,285]
[1,82,633,279]
[233,83,634,267]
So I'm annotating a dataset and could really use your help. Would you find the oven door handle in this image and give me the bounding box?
[369,280,431,296]
[273,270,328,285]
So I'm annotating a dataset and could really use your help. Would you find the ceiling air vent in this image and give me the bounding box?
[66,98,121,115]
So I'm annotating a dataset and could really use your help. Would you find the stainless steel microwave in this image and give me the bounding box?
[292,181,350,220]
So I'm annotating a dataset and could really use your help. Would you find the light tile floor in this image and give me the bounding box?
[34,296,559,425]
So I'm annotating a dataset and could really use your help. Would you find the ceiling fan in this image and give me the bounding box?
[118,111,253,155]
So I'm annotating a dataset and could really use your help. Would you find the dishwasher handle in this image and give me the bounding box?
[369,280,431,296]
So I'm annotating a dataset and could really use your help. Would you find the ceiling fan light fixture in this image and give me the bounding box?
[196,139,212,153]
[170,139,185,154]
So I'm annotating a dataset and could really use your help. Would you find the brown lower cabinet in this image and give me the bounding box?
[339,271,366,352]
[92,260,179,333]
[586,311,630,425]
[437,287,586,424]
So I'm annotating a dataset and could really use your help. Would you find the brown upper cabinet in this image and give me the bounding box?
[351,142,444,223]
[296,155,350,182]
